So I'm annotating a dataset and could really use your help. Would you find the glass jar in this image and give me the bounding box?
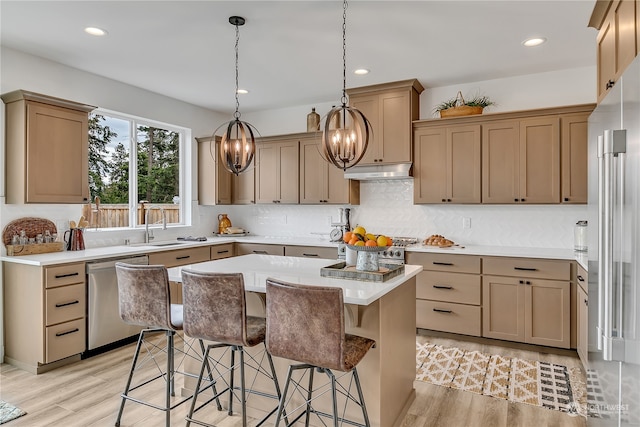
[574,220,588,252]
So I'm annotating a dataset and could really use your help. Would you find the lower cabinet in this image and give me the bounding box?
[482,256,571,348]
[235,243,285,256]
[210,243,234,260]
[3,261,87,373]
[149,246,211,305]
[577,284,589,365]
[284,245,337,259]
[407,252,482,337]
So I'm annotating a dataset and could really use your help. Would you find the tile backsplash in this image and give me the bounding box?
[217,179,587,249]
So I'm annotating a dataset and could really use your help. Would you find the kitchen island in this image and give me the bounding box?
[167,254,422,427]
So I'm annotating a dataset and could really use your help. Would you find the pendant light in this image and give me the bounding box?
[321,0,372,171]
[215,16,257,176]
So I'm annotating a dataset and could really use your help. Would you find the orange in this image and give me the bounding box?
[348,236,359,245]
[386,237,393,246]
[343,231,354,243]
[365,239,377,247]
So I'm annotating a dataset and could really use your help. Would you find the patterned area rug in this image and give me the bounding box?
[0,400,26,424]
[416,342,587,417]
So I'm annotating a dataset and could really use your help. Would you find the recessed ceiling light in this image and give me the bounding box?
[522,37,546,47]
[84,27,108,36]
[354,68,370,75]
[236,89,249,94]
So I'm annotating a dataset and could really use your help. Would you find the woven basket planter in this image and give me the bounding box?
[439,105,484,118]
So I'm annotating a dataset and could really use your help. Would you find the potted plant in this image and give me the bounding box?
[434,92,495,118]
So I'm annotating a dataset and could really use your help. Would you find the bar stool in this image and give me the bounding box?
[114,263,222,427]
[181,269,285,427]
[265,278,375,427]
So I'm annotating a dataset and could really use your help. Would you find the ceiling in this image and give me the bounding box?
[0,1,597,114]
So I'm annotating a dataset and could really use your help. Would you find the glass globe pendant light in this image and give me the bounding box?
[216,16,257,176]
[321,0,372,171]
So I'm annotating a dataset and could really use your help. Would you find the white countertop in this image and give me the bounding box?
[167,254,422,306]
[0,234,587,268]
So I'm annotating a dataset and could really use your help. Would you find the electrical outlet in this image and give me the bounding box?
[462,217,471,229]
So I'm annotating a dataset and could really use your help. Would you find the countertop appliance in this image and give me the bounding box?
[587,55,639,424]
[86,255,149,353]
[337,237,418,264]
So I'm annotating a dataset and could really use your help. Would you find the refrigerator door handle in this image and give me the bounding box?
[600,129,627,361]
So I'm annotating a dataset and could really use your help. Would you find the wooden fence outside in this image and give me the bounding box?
[81,203,180,229]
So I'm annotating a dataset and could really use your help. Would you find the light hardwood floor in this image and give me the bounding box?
[0,331,587,427]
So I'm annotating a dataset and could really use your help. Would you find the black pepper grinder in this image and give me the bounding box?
[344,208,351,233]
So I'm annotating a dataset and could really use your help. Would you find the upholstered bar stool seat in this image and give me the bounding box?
[114,263,221,427]
[181,269,285,427]
[265,278,375,427]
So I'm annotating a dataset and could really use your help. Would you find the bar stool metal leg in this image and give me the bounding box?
[353,368,370,427]
[305,367,315,427]
[115,330,147,427]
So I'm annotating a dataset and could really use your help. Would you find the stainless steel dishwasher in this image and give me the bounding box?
[86,255,149,351]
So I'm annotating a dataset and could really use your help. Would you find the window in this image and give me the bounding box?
[87,110,190,229]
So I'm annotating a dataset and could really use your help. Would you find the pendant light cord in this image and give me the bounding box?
[234,22,241,120]
[341,0,348,107]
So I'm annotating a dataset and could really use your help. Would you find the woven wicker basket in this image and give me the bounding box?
[438,91,485,118]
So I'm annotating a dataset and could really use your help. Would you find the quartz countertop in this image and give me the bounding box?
[167,254,422,306]
[1,234,586,268]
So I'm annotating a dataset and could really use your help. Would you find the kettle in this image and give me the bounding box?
[218,214,232,234]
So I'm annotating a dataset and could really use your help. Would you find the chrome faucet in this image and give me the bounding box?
[145,206,167,243]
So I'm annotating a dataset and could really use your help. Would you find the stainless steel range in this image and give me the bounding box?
[337,237,418,264]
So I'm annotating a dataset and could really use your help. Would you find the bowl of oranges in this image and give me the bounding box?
[343,225,392,251]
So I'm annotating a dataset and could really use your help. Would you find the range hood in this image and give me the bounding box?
[343,163,412,180]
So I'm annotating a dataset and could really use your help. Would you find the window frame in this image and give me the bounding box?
[91,108,192,230]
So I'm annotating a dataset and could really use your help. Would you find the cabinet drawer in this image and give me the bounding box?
[45,263,85,288]
[148,247,210,268]
[417,300,481,336]
[46,283,85,326]
[46,318,85,363]
[483,257,570,280]
[235,243,285,256]
[416,271,481,305]
[406,252,480,274]
[284,245,337,259]
[576,263,588,293]
[210,243,234,260]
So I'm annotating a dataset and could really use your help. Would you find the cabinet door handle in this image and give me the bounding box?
[514,198,519,202]
[564,197,570,202]
[577,275,585,282]
[433,308,452,314]
[56,328,80,337]
[216,250,230,254]
[433,285,453,290]
[55,300,79,308]
[442,199,446,202]
[514,267,537,271]
[303,253,319,257]
[54,272,79,279]
[176,255,191,260]
[253,250,268,254]
[432,262,453,266]
[584,299,588,306]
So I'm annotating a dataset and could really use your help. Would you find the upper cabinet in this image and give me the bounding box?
[413,104,595,205]
[255,134,300,204]
[299,135,360,204]
[413,124,481,204]
[196,136,232,205]
[347,79,424,165]
[2,90,95,204]
[591,0,639,102]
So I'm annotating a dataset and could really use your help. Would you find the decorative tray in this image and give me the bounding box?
[320,262,405,282]
[215,232,250,237]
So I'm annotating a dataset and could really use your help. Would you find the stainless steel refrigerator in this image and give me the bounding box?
[587,55,640,426]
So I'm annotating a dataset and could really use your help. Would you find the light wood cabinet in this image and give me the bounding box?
[482,117,560,203]
[235,243,285,256]
[232,168,255,204]
[255,136,299,204]
[561,114,589,203]
[592,0,638,102]
[406,252,482,337]
[196,136,232,205]
[483,257,571,348]
[577,284,589,366]
[283,245,337,259]
[148,246,210,268]
[210,243,234,260]
[299,136,360,204]
[413,124,481,204]
[347,79,423,165]
[3,261,87,373]
[1,90,95,204]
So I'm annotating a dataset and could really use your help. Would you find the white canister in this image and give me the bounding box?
[574,220,588,252]
[345,247,357,266]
